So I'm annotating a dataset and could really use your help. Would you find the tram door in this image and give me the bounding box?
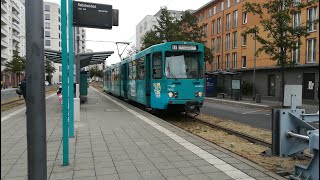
[122,64,128,99]
[146,54,151,107]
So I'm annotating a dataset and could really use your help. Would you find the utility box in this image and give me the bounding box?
[80,71,88,103]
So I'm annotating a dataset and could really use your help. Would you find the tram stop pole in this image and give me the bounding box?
[25,0,47,179]
[61,0,69,165]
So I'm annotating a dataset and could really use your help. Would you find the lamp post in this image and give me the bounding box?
[253,31,257,101]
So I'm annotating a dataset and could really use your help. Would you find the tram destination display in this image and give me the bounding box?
[73,1,113,29]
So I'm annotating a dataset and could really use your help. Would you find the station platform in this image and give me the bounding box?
[1,87,285,180]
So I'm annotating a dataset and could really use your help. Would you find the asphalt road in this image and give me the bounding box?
[1,86,56,102]
[1,88,19,102]
[201,99,319,130]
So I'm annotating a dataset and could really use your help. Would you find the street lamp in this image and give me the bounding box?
[252,31,257,101]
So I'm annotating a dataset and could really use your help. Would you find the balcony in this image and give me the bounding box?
[1,14,9,25]
[12,12,20,21]
[1,2,8,14]
[1,26,8,36]
[1,39,9,48]
[11,1,19,12]
[12,33,19,42]
[1,49,9,60]
[12,22,20,31]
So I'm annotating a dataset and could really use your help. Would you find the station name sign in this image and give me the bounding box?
[73,1,113,29]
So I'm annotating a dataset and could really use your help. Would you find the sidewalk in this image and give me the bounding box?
[1,87,285,180]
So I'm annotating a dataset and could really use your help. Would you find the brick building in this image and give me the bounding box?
[194,0,319,102]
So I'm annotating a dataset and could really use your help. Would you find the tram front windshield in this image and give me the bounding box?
[165,52,201,79]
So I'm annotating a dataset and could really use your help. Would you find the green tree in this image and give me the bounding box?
[243,0,319,106]
[4,45,26,86]
[45,60,56,85]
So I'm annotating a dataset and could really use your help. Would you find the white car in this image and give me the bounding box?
[45,81,49,86]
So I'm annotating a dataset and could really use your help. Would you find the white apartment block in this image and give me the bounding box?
[1,0,26,84]
[43,1,86,84]
[135,10,187,51]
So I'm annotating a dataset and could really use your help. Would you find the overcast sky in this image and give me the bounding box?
[46,0,209,65]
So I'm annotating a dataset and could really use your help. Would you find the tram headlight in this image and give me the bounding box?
[198,92,203,97]
[168,92,174,98]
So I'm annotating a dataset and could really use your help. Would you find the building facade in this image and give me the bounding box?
[194,0,319,101]
[1,0,26,86]
[136,9,187,51]
[43,1,86,84]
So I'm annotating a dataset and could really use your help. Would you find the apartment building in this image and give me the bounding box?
[43,1,86,84]
[136,9,188,51]
[1,0,26,86]
[194,0,319,101]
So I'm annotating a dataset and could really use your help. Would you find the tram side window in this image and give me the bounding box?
[128,62,132,80]
[137,57,145,80]
[132,61,137,80]
[152,53,162,79]
[111,69,115,81]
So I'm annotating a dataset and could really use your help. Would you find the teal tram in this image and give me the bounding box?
[103,41,205,113]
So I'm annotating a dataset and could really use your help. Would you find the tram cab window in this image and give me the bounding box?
[152,52,162,79]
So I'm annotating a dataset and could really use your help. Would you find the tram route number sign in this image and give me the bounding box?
[73,1,113,29]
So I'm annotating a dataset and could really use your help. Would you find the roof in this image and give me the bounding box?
[205,71,238,75]
[44,49,114,68]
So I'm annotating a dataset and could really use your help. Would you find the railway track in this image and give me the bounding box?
[191,116,272,148]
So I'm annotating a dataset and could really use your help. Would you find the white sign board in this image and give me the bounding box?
[284,85,302,107]
[232,80,241,90]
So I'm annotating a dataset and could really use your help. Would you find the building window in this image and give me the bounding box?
[242,34,247,46]
[226,13,231,30]
[58,16,60,22]
[242,11,247,24]
[293,12,301,28]
[217,17,221,33]
[45,22,50,29]
[213,6,216,14]
[59,75,62,82]
[211,38,215,52]
[232,52,237,69]
[227,0,230,8]
[203,24,208,37]
[226,54,230,70]
[217,55,221,70]
[44,31,50,37]
[226,33,231,50]
[58,8,60,14]
[242,56,247,68]
[45,40,50,46]
[209,9,212,17]
[308,7,317,32]
[217,37,221,52]
[44,5,50,12]
[45,14,50,20]
[221,2,224,11]
[292,43,300,64]
[59,66,62,72]
[306,38,316,63]
[212,20,216,35]
[232,31,237,48]
[233,10,238,28]
[59,25,60,30]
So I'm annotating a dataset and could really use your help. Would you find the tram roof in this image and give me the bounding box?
[44,49,114,68]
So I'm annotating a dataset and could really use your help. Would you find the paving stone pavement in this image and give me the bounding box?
[1,88,286,180]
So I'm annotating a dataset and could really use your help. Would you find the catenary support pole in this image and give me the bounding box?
[68,0,74,138]
[25,0,47,179]
[61,0,69,165]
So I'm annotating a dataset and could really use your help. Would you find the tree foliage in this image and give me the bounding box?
[4,45,26,85]
[243,0,319,66]
[89,65,103,79]
[141,7,213,62]
[45,60,56,84]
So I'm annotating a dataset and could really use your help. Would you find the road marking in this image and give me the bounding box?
[1,93,56,122]
[241,110,261,115]
[92,87,256,180]
[205,97,269,108]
